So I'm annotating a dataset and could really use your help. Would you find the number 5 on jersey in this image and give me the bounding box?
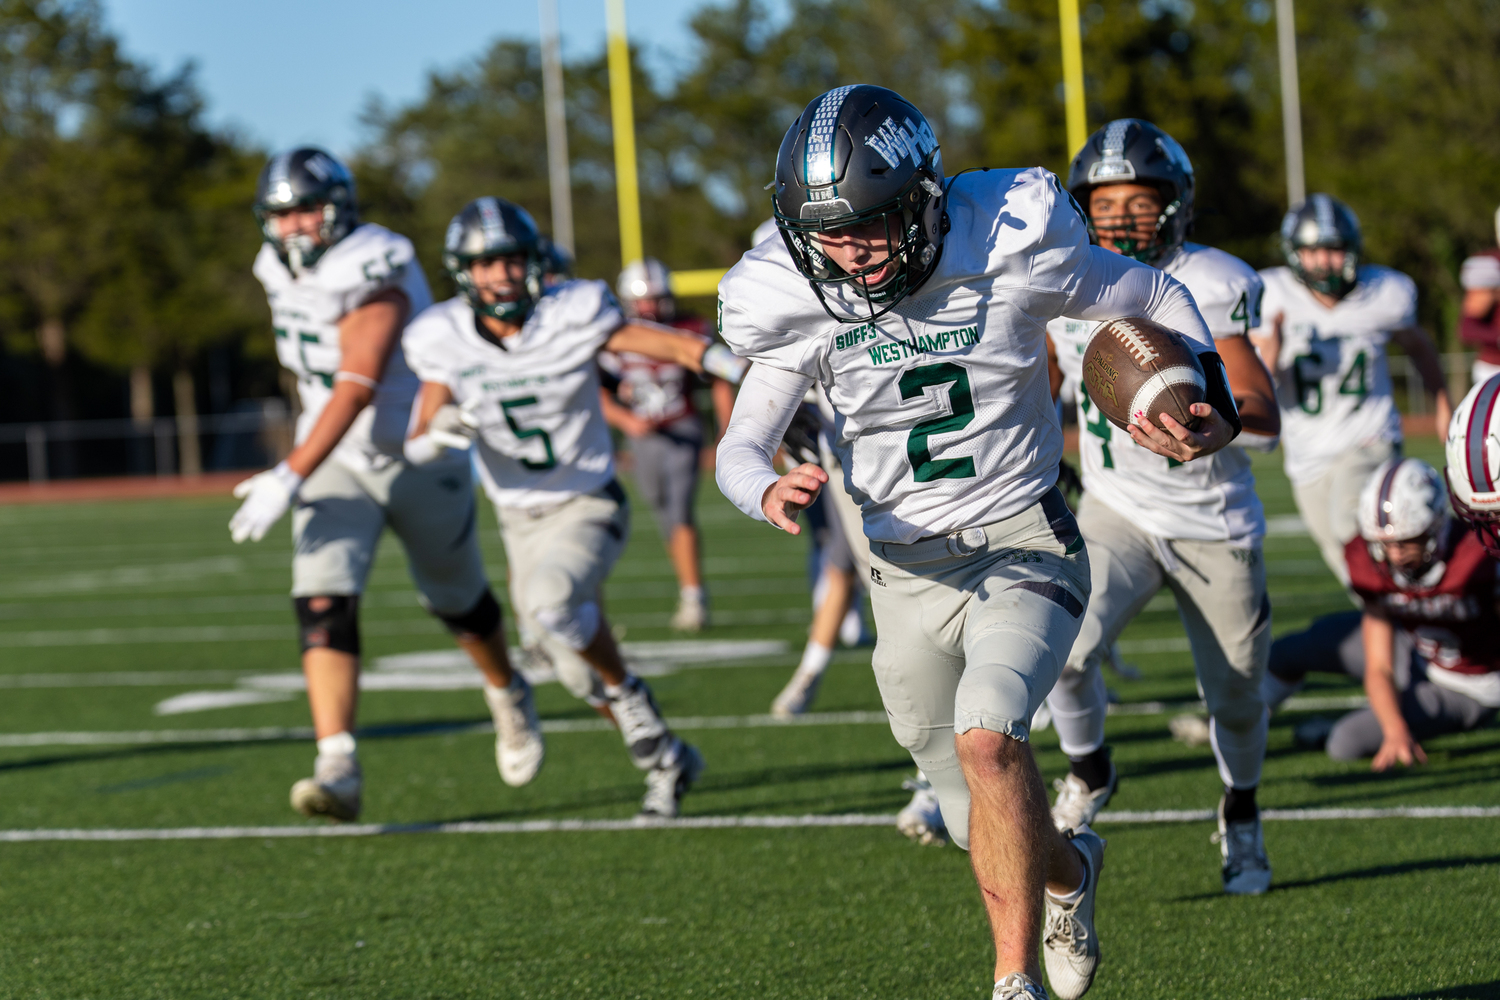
[899,362,976,482]
[500,396,557,470]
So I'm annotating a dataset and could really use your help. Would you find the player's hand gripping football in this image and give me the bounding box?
[1127,403,1235,463]
[761,463,827,535]
[228,462,304,543]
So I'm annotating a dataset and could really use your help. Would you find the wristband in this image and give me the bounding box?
[271,461,305,496]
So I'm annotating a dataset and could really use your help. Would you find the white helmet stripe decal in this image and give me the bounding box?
[804,85,856,188]
[1467,376,1500,491]
[1376,459,1405,530]
[477,197,506,249]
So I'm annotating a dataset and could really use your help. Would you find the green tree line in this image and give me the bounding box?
[1,0,1497,458]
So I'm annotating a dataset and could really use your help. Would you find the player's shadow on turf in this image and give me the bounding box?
[1365,979,1500,1000]
[1172,854,1500,900]
[432,758,915,824]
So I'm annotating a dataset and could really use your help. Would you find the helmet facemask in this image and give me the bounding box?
[776,164,945,324]
[450,252,545,324]
[1083,184,1185,264]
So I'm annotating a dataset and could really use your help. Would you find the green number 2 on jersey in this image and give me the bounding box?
[898,362,976,482]
[500,396,557,470]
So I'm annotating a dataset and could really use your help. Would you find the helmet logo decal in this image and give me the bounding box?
[478,197,507,249]
[804,85,856,189]
[1467,376,1500,491]
[303,153,333,181]
[864,115,938,172]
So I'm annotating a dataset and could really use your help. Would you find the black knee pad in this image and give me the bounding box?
[293,595,361,655]
[436,589,502,640]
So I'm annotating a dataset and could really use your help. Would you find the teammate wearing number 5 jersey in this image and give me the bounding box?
[1249,194,1451,584]
[716,87,1234,1000]
[1043,120,1281,896]
[403,196,747,819]
[237,149,541,824]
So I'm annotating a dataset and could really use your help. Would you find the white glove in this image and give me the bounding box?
[702,343,749,385]
[228,462,303,544]
[403,404,476,465]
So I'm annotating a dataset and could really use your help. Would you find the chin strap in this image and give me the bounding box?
[1198,351,1242,439]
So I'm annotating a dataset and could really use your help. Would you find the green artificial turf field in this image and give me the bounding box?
[1,438,1497,999]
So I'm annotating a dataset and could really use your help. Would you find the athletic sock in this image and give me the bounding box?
[1222,784,1258,823]
[796,641,833,677]
[603,676,638,699]
[1068,746,1113,792]
[679,585,704,604]
[317,731,356,757]
[1046,858,1087,904]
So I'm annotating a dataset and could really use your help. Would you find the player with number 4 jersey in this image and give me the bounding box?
[402,196,747,819]
[716,87,1236,1000]
[1250,194,1451,584]
[1043,120,1282,897]
[238,148,540,824]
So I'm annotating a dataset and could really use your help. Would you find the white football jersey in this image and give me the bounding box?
[1256,264,1413,485]
[1048,243,1266,543]
[717,167,1213,544]
[253,223,432,470]
[403,279,625,509]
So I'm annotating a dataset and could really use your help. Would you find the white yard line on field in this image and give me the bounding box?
[1,805,1496,843]
[0,695,1369,748]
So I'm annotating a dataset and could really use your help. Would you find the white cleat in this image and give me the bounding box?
[1051,762,1117,834]
[638,739,704,819]
[290,752,362,822]
[895,773,947,846]
[485,676,545,787]
[771,667,826,718]
[1214,798,1272,895]
[1169,712,1212,747]
[669,594,709,632]
[994,972,1050,999]
[1043,825,1106,1000]
[608,675,672,770]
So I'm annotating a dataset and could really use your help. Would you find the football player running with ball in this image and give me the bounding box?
[402,197,746,819]
[1043,120,1281,895]
[234,149,541,822]
[716,86,1234,1000]
[1249,195,1451,585]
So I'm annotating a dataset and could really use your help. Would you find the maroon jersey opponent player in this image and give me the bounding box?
[598,258,735,631]
[1264,458,1500,768]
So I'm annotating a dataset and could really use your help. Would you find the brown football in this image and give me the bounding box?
[1080,318,1206,433]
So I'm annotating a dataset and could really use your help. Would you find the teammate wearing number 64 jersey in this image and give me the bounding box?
[402,196,748,819]
[715,86,1237,1000]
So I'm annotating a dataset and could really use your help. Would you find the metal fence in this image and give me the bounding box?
[0,351,1484,483]
[0,399,293,483]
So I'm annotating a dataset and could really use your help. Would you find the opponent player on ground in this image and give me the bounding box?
[1042,120,1280,894]
[599,258,735,631]
[716,86,1233,1000]
[1457,209,1500,387]
[1264,456,1500,764]
[1249,195,1451,585]
[232,149,542,822]
[402,197,745,818]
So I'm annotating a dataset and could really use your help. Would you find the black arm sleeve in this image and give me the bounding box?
[1199,351,1243,439]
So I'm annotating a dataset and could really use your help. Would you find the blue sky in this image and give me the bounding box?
[103,0,759,155]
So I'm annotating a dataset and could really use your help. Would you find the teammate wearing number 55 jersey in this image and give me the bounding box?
[1043,120,1281,896]
[236,149,541,823]
[716,87,1234,1000]
[1249,195,1452,585]
[403,197,747,819]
